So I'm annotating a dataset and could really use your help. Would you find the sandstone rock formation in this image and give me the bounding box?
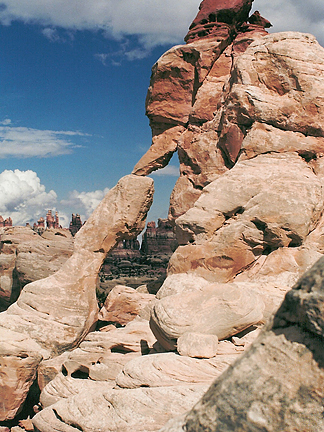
[115,352,238,389]
[133,0,270,221]
[140,219,177,256]
[133,22,324,343]
[0,216,12,227]
[162,256,324,432]
[0,174,154,421]
[184,0,263,44]
[38,317,158,407]
[0,227,73,311]
[45,210,60,229]
[69,214,83,236]
[3,0,324,431]
[150,279,264,351]
[98,285,155,325]
[99,218,176,296]
[33,384,209,432]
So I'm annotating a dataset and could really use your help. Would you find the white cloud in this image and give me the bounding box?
[0,169,57,225]
[42,27,74,43]
[0,118,11,125]
[0,125,86,158]
[95,45,153,67]
[55,210,69,229]
[0,0,201,48]
[61,188,110,218]
[151,165,179,177]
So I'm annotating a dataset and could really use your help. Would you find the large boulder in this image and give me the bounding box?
[226,32,324,137]
[150,279,264,351]
[115,352,238,389]
[98,285,155,326]
[171,152,323,282]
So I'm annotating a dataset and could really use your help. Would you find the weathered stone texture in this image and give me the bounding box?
[0,175,154,421]
[167,257,324,432]
[0,227,73,311]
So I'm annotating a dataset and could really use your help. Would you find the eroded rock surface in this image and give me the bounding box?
[39,317,157,408]
[98,285,155,326]
[33,385,209,432]
[115,352,237,389]
[164,256,324,432]
[0,175,154,421]
[150,279,264,350]
[0,227,73,311]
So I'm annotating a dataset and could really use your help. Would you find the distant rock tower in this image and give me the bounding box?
[46,210,60,229]
[141,219,177,255]
[37,217,45,228]
[69,214,83,236]
[0,216,13,227]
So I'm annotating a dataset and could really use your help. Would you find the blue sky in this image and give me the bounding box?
[0,0,323,227]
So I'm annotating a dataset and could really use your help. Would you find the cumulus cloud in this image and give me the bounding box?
[0,169,57,225]
[151,165,179,177]
[0,124,86,158]
[61,188,110,218]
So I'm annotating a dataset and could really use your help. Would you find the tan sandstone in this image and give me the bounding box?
[0,175,154,421]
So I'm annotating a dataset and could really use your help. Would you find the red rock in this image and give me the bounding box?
[190,45,233,123]
[46,210,60,229]
[141,219,176,255]
[185,0,253,43]
[218,122,244,165]
[69,213,83,236]
[37,216,45,228]
[0,215,12,228]
[248,10,272,28]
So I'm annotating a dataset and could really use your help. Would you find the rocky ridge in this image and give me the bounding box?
[1,0,324,431]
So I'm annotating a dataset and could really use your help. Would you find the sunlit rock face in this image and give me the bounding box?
[0,175,153,421]
[133,0,271,220]
[0,227,73,312]
[147,30,324,363]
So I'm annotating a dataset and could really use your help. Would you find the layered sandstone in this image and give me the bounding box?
[33,26,324,432]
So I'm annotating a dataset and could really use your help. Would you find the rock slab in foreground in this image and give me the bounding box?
[33,385,208,432]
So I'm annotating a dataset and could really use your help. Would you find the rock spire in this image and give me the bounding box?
[185,0,271,43]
